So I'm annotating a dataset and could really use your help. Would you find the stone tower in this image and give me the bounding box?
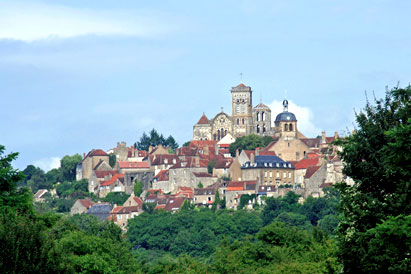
[274,99,298,139]
[231,83,253,137]
[252,102,272,136]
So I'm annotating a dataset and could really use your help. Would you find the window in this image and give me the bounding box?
[283,172,286,178]
[264,171,267,177]
[237,118,240,125]
[263,125,266,133]
[288,172,291,178]
[276,171,280,178]
[262,111,265,121]
[242,118,245,124]
[256,112,260,121]
[118,215,122,219]
[284,124,289,131]
[257,125,260,133]
[289,123,293,131]
[269,171,272,177]
[173,170,176,175]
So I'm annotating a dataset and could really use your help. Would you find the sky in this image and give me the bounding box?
[1,0,410,171]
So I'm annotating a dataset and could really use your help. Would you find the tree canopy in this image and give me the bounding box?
[335,85,411,273]
[135,129,179,151]
[229,134,273,156]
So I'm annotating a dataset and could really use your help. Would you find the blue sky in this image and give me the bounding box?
[1,0,410,171]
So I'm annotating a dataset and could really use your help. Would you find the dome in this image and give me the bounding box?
[275,111,297,122]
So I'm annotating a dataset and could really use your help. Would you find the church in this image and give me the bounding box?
[193,83,302,141]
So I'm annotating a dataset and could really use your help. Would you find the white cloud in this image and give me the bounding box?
[268,100,321,137]
[33,157,61,172]
[0,2,173,41]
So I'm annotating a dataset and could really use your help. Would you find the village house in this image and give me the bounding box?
[152,170,170,193]
[99,173,125,198]
[241,155,295,187]
[148,154,180,175]
[87,203,112,222]
[33,189,48,202]
[70,199,94,215]
[77,149,111,181]
[110,205,142,230]
[193,187,216,207]
[225,180,257,209]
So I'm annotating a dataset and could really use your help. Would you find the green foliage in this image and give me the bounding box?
[142,202,156,214]
[198,181,204,188]
[103,192,130,206]
[182,141,191,147]
[207,159,217,174]
[134,180,143,197]
[109,153,117,168]
[238,194,256,209]
[0,145,32,214]
[56,179,88,198]
[335,86,411,272]
[60,154,82,182]
[21,165,53,192]
[135,129,179,151]
[229,134,273,156]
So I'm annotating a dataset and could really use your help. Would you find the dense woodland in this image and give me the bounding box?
[0,86,410,273]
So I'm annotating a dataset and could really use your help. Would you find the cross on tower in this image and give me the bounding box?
[240,72,243,83]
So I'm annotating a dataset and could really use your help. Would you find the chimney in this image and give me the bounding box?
[204,146,209,155]
[149,146,153,153]
[236,149,239,158]
[83,152,86,159]
[334,131,339,139]
[321,131,326,144]
[250,153,255,165]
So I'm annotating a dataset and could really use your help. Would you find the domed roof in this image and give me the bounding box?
[275,112,297,122]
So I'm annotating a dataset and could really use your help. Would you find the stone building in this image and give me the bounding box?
[79,149,111,180]
[193,83,274,141]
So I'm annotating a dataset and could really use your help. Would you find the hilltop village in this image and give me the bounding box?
[42,83,352,230]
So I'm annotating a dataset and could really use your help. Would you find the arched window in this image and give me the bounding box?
[213,134,217,140]
[289,123,293,131]
[256,125,260,133]
[237,119,239,125]
[262,112,265,121]
[225,129,227,136]
[221,128,225,137]
[263,125,266,133]
[256,112,260,121]
[284,124,289,131]
[242,118,245,124]
[217,130,220,140]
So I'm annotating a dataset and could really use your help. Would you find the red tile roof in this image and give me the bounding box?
[214,158,233,169]
[189,140,218,147]
[300,138,321,148]
[133,197,143,207]
[88,149,108,157]
[153,170,169,181]
[177,147,199,157]
[227,180,257,191]
[164,197,186,212]
[94,170,118,179]
[192,172,213,178]
[150,154,180,166]
[235,83,248,88]
[196,113,209,124]
[101,174,124,186]
[147,189,163,195]
[295,158,320,170]
[258,150,276,156]
[304,166,321,179]
[118,161,149,169]
[79,199,94,209]
[118,206,140,214]
[176,187,194,199]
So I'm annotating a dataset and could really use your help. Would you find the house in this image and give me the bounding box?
[99,174,125,198]
[212,158,233,178]
[168,158,209,193]
[123,194,143,207]
[70,199,94,215]
[241,155,295,187]
[149,154,180,175]
[164,196,186,213]
[87,203,113,221]
[33,189,48,202]
[225,180,257,209]
[152,170,170,193]
[118,161,150,174]
[294,157,321,188]
[79,149,110,180]
[193,187,216,207]
[110,206,142,230]
[175,186,194,199]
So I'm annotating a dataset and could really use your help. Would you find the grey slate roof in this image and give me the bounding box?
[242,155,294,169]
[87,203,112,222]
[275,111,297,122]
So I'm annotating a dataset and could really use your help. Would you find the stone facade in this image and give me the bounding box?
[193,83,274,141]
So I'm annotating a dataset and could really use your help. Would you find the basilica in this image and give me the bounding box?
[193,83,302,141]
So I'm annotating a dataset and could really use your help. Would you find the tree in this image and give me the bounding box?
[103,192,130,206]
[0,145,32,214]
[135,129,179,151]
[229,134,273,156]
[108,153,116,168]
[182,141,191,147]
[208,159,217,174]
[165,135,179,150]
[335,86,411,272]
[60,154,82,182]
[134,180,143,197]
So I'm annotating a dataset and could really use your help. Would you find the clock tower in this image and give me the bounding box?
[231,83,253,136]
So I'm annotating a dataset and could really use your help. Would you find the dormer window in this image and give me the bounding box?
[164,159,168,164]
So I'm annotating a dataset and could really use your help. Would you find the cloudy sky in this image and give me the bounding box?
[1,0,410,171]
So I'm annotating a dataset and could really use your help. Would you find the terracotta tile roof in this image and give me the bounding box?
[326,137,336,144]
[88,149,108,157]
[101,174,124,186]
[189,140,218,147]
[118,161,149,169]
[154,204,166,210]
[111,206,124,214]
[177,147,199,157]
[234,83,248,88]
[254,102,270,109]
[147,189,163,195]
[79,199,94,209]
[245,181,257,191]
[133,197,143,207]
[307,152,320,159]
[214,158,233,169]
[94,170,118,179]
[320,182,333,188]
[227,181,244,191]
[192,172,213,178]
[150,154,180,166]
[304,166,321,179]
[258,185,276,193]
[118,206,140,214]
[258,150,276,156]
[243,150,255,159]
[176,187,194,199]
[164,197,186,212]
[218,149,230,155]
[34,189,48,199]
[295,158,320,170]
[194,187,215,195]
[300,138,321,148]
[153,170,169,181]
[196,113,209,125]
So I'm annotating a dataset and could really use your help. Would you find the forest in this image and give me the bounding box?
[0,86,409,273]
